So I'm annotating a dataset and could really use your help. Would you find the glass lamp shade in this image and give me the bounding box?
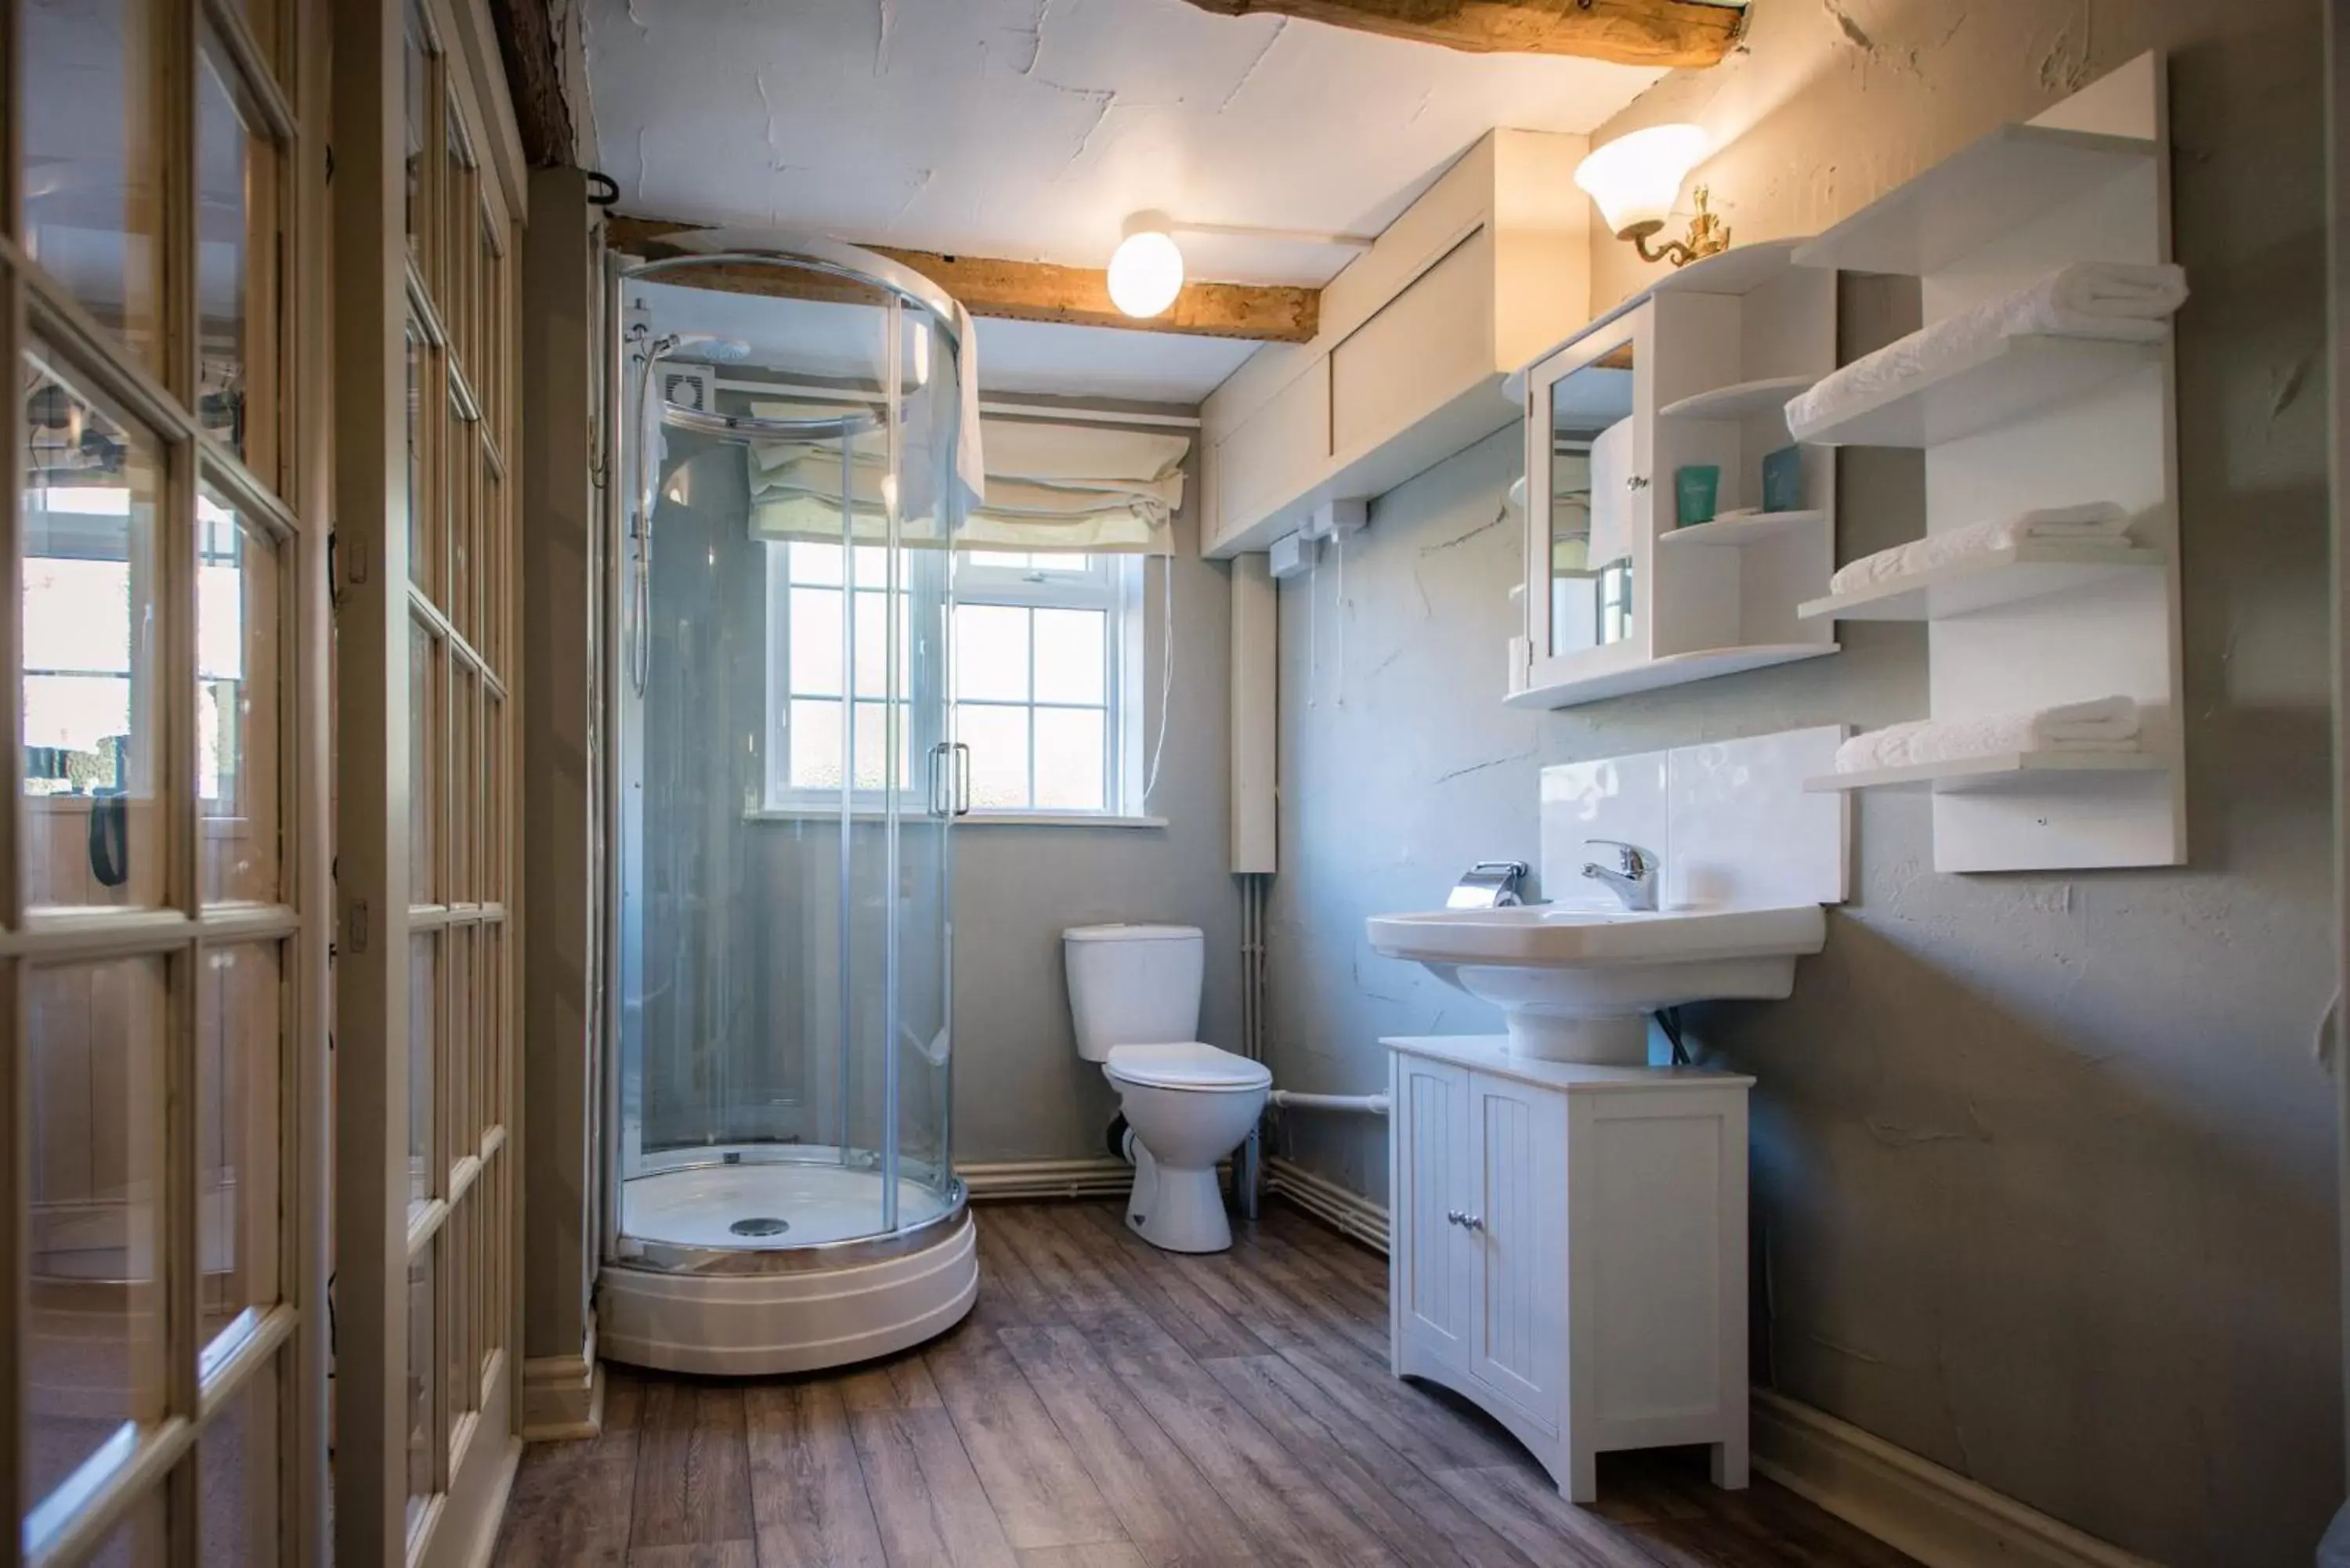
[1574,125,1709,237]
[1108,226,1185,318]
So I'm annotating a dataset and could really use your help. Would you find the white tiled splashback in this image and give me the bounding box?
[1538,726,1849,912]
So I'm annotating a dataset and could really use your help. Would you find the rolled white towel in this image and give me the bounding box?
[1834,698,2142,772]
[1828,503,2131,594]
[1786,262,2188,441]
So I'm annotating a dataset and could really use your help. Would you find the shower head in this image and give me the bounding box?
[651,331,753,363]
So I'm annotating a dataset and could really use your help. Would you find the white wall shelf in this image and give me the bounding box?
[1795,543,2164,621]
[1658,374,1817,421]
[1790,333,2162,450]
[1506,643,1838,710]
[1793,124,2157,276]
[1804,751,2167,794]
[1661,510,1827,548]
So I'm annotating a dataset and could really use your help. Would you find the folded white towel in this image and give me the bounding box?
[1828,503,2131,594]
[1785,262,2188,442]
[1834,698,2142,773]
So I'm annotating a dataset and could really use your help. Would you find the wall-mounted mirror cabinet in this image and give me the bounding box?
[1508,244,1841,709]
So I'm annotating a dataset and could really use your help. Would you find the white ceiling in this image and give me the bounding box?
[587,0,1668,402]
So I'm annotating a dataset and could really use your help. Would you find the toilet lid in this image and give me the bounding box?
[1104,1042,1272,1092]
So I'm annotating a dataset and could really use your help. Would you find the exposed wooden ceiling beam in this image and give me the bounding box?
[1174,0,1743,68]
[606,216,1320,344]
[486,0,576,169]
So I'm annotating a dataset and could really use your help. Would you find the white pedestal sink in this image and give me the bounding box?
[1364,905,1826,1064]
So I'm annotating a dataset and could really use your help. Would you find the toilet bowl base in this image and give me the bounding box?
[1125,1142,1233,1253]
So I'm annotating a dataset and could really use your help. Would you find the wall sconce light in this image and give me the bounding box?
[1574,124,1729,268]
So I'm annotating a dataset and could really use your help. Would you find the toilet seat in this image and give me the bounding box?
[1103,1042,1271,1093]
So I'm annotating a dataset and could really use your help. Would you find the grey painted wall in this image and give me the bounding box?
[951,490,1242,1165]
[1264,5,2337,1563]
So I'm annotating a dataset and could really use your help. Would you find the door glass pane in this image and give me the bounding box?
[404,2,427,258]
[445,1191,475,1425]
[86,1485,168,1568]
[21,0,163,367]
[406,324,428,585]
[200,482,281,905]
[406,1245,436,1534]
[21,350,166,912]
[408,934,435,1215]
[25,957,167,1504]
[200,942,282,1349]
[199,1357,280,1568]
[196,27,263,461]
[1034,708,1106,811]
[409,621,434,901]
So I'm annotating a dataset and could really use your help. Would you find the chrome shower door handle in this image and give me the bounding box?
[927,741,956,818]
[952,741,972,817]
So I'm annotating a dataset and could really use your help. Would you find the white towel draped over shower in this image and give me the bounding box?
[746,413,1189,555]
[1784,262,2189,443]
[1834,697,2144,773]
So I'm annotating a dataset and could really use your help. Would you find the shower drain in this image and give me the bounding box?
[729,1216,790,1237]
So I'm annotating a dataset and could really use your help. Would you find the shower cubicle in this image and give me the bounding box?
[596,232,978,1374]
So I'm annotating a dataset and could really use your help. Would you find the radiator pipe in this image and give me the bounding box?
[1268,1089,1390,1115]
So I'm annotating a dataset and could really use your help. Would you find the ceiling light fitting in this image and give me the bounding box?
[1107,211,1378,320]
[1574,124,1730,269]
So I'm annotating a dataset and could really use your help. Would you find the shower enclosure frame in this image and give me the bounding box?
[592,231,978,1372]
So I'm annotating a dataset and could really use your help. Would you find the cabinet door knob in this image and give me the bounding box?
[1444,1209,1463,1227]
[1625,475,1651,492]
[1465,1214,1485,1231]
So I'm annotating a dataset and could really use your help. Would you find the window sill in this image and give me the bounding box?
[746,807,1168,830]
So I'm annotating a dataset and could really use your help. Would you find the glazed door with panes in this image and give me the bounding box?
[333,0,523,1564]
[5,0,331,1564]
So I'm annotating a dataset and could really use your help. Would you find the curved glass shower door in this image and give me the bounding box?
[609,246,964,1273]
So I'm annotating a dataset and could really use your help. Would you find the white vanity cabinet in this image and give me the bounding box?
[1386,1035,1752,1501]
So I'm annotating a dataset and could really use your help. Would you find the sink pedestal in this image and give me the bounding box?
[1506,1012,1647,1065]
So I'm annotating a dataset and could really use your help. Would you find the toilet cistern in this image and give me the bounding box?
[1580,840,1658,912]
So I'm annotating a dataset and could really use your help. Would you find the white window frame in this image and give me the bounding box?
[761,545,1147,818]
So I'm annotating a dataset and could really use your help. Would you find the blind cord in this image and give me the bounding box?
[1141,557,1175,804]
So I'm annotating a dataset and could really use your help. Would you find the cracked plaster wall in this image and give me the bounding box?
[1264,2,2337,1562]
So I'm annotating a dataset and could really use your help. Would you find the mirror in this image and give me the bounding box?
[1546,341,1637,658]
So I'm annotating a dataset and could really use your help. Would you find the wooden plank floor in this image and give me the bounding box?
[492,1200,1918,1568]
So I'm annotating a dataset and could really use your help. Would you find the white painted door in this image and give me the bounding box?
[1392,1053,1473,1373]
[1468,1071,1565,1425]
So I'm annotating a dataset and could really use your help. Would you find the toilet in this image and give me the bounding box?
[1064,923,1271,1253]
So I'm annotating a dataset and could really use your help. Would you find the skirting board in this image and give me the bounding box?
[520,1317,603,1441]
[1752,1391,2160,1568]
[1263,1155,1390,1253]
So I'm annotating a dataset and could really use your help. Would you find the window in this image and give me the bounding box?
[765,544,1146,816]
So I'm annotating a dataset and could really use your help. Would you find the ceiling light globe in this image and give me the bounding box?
[1574,123,1710,239]
[1108,227,1185,318]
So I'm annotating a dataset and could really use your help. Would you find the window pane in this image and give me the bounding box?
[851,701,909,793]
[1033,609,1106,706]
[26,957,167,1504]
[197,29,262,461]
[789,540,843,586]
[21,351,166,912]
[200,483,281,905]
[408,934,435,1215]
[200,942,282,1350]
[409,622,434,901]
[788,699,842,792]
[407,1245,436,1533]
[850,545,888,588]
[851,590,908,701]
[1035,708,1107,811]
[201,1356,280,1568]
[966,551,1029,571]
[959,705,1030,811]
[954,604,1029,703]
[788,587,843,698]
[22,0,163,366]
